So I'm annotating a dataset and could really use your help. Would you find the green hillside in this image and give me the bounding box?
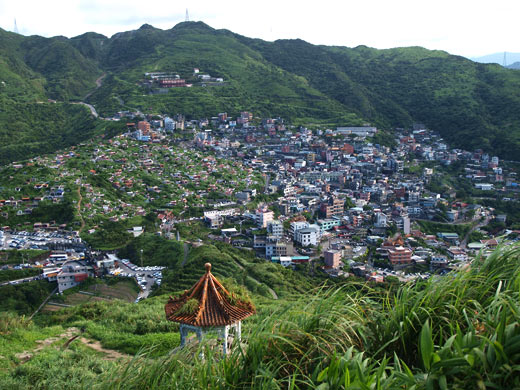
[1,243,519,389]
[2,22,520,161]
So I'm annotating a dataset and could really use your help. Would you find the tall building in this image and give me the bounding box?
[324,250,341,268]
[164,117,175,131]
[295,227,319,247]
[320,197,345,218]
[267,220,283,238]
[375,212,387,228]
[137,121,151,134]
[256,206,274,228]
[387,246,412,266]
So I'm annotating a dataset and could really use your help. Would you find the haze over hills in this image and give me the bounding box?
[1,21,520,161]
[471,52,520,66]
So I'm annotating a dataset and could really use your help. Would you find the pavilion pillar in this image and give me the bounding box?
[180,324,187,347]
[237,321,242,342]
[222,325,229,355]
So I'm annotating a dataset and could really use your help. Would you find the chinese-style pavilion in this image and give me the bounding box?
[165,263,255,355]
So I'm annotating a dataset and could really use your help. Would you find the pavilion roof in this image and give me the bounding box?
[165,263,255,327]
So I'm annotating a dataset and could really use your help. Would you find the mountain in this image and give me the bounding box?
[471,52,520,66]
[507,62,520,70]
[2,22,520,161]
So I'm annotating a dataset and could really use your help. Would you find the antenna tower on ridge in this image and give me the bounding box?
[503,51,507,67]
[185,9,190,22]
[14,18,19,34]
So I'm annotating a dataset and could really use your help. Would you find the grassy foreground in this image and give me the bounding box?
[1,243,520,389]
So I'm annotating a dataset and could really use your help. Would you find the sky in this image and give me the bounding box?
[1,0,519,59]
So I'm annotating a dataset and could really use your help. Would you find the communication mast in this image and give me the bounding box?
[503,52,507,67]
[185,9,190,22]
[14,18,19,34]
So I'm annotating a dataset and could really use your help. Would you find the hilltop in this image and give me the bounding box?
[1,22,520,161]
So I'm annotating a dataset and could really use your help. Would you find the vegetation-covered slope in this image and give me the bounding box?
[1,243,519,389]
[2,22,520,161]
[245,38,520,158]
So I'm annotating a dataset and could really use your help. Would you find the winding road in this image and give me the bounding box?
[72,73,106,119]
[460,216,492,249]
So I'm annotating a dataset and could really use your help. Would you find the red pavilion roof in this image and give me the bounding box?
[165,263,255,327]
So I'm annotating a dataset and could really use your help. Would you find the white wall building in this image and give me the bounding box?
[255,207,274,228]
[267,220,284,238]
[57,261,94,293]
[375,212,387,228]
[295,227,319,247]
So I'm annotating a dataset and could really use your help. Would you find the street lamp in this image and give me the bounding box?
[140,249,144,268]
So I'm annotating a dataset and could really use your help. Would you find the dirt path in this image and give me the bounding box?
[77,337,128,360]
[76,185,86,234]
[15,327,129,363]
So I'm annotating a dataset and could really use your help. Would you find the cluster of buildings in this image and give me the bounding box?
[2,106,518,286]
[142,68,224,92]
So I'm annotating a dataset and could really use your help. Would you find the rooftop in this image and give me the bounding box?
[165,263,255,327]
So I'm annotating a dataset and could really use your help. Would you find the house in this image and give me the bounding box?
[265,239,294,258]
[387,246,413,266]
[447,247,468,261]
[437,232,459,244]
[475,183,494,191]
[57,261,94,293]
[324,250,341,268]
[267,220,284,238]
[205,214,223,229]
[320,197,345,218]
[294,227,319,247]
[430,255,448,270]
[317,218,341,233]
[255,206,274,228]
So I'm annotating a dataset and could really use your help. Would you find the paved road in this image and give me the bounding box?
[0,275,41,286]
[73,102,100,118]
[460,216,492,248]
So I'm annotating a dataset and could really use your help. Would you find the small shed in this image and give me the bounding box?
[165,263,255,355]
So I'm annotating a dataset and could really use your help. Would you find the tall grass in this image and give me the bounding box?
[92,243,520,389]
[2,243,519,389]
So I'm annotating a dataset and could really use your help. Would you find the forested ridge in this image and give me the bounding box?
[1,21,520,161]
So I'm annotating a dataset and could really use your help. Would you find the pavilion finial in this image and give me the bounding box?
[205,263,212,273]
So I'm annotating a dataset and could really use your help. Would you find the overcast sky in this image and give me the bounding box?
[1,0,519,58]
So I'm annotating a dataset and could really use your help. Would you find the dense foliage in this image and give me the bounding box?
[0,268,41,283]
[0,280,54,314]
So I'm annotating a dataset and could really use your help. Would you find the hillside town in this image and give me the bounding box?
[1,108,519,294]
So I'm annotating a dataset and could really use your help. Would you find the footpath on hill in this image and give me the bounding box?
[76,185,86,234]
[15,327,129,363]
